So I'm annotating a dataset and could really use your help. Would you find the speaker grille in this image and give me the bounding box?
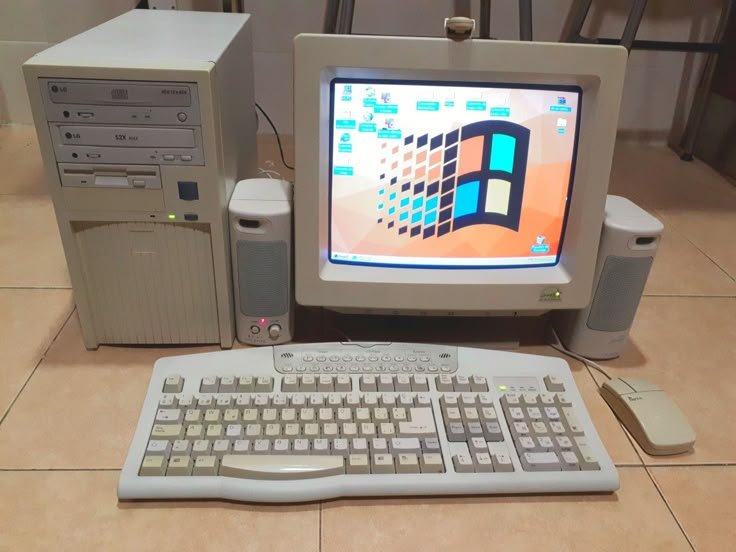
[237,240,288,317]
[587,256,653,332]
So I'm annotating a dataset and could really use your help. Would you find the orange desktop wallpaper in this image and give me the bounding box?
[329,81,580,268]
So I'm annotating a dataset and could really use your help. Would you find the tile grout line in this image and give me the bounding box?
[653,208,736,284]
[319,502,323,552]
[644,466,697,552]
[0,308,75,426]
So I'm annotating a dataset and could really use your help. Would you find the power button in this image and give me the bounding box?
[177,112,188,122]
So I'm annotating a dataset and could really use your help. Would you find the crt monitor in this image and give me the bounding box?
[294,34,627,314]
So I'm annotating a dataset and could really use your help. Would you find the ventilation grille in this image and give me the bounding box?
[281,352,294,358]
[237,240,288,318]
[587,255,653,332]
[439,352,451,358]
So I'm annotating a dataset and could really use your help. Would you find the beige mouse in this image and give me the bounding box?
[600,377,696,456]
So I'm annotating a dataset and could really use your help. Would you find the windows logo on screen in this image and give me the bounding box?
[376,120,530,239]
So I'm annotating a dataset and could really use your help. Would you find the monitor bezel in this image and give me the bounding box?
[294,34,628,312]
[326,77,584,270]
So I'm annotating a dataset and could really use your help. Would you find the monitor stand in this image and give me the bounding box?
[293,306,549,350]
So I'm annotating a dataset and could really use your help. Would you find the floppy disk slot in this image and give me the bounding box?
[58,163,161,189]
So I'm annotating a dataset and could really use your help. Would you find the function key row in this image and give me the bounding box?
[199,375,274,394]
[436,375,488,392]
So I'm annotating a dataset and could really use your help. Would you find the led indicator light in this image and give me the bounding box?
[167,214,176,220]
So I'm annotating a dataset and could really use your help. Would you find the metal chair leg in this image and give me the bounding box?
[323,0,340,33]
[560,0,594,42]
[519,0,533,41]
[337,0,355,34]
[677,0,734,160]
[619,0,648,51]
[480,0,491,39]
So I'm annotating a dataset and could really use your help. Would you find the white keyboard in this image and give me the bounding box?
[118,343,618,502]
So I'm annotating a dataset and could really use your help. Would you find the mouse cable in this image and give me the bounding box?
[549,327,612,380]
[255,103,295,170]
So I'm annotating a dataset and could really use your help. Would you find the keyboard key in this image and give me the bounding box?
[293,439,309,453]
[348,454,370,474]
[469,437,487,453]
[360,375,377,392]
[544,375,565,392]
[204,409,221,423]
[213,439,231,458]
[335,374,351,392]
[151,423,183,440]
[522,393,539,405]
[219,376,236,393]
[372,453,395,474]
[446,423,466,442]
[411,375,429,392]
[538,437,555,451]
[185,424,204,440]
[253,439,271,454]
[544,407,561,421]
[371,437,388,453]
[206,424,223,439]
[531,421,547,435]
[398,408,437,437]
[313,438,330,455]
[140,455,167,476]
[255,376,273,392]
[420,453,444,473]
[521,452,561,472]
[560,450,580,471]
[323,423,339,438]
[379,423,396,438]
[453,375,471,392]
[318,375,334,392]
[422,437,441,452]
[563,407,584,434]
[193,455,219,476]
[220,455,345,479]
[192,439,211,457]
[390,437,421,454]
[480,407,498,421]
[452,453,474,473]
[282,375,299,392]
[351,438,369,454]
[333,438,350,456]
[462,407,479,422]
[146,439,171,457]
[223,409,240,423]
[437,375,453,391]
[556,436,574,449]
[177,395,194,408]
[466,422,484,438]
[237,376,255,392]
[171,439,191,455]
[242,409,258,423]
[397,453,420,473]
[233,439,251,453]
[395,375,412,392]
[460,393,477,407]
[200,376,219,393]
[163,374,184,393]
[526,407,542,420]
[225,424,243,439]
[470,375,488,392]
[483,422,503,441]
[474,452,494,472]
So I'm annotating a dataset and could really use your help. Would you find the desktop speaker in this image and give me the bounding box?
[553,196,663,359]
[229,178,293,346]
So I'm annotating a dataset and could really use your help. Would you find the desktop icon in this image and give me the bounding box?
[364,86,376,98]
[557,96,567,104]
[343,84,352,94]
[536,235,546,245]
[380,92,392,104]
[363,111,375,122]
[340,132,351,142]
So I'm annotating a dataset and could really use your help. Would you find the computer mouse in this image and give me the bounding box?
[600,377,696,456]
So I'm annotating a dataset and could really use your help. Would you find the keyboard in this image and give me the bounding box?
[118,342,618,502]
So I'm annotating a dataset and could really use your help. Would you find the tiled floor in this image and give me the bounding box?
[0,125,734,551]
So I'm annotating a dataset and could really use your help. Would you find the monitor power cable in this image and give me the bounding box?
[549,327,612,380]
[255,103,295,170]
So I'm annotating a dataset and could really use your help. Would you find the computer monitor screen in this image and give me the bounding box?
[329,79,582,269]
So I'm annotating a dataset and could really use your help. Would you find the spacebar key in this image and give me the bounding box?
[220,455,345,480]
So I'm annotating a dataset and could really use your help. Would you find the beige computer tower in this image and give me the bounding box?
[24,9,258,349]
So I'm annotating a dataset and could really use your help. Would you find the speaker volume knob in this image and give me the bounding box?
[268,324,282,339]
